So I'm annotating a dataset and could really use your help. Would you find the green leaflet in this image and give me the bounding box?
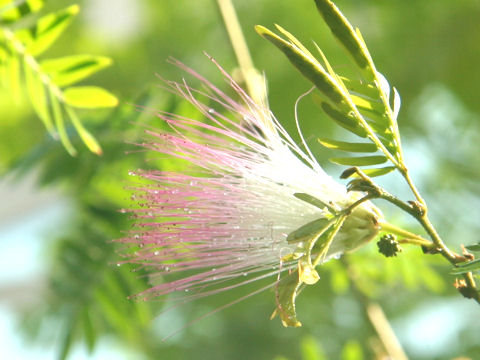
[276,214,347,327]
[340,77,377,99]
[466,244,480,252]
[63,86,118,109]
[330,155,388,166]
[314,0,374,79]
[451,259,480,275]
[26,5,79,56]
[354,166,396,178]
[41,55,113,87]
[49,85,77,156]
[271,271,303,327]
[1,2,116,155]
[318,138,377,153]
[286,217,332,244]
[257,0,406,176]
[0,0,44,23]
[255,25,345,105]
[23,57,54,135]
[320,102,367,138]
[66,106,103,155]
[294,192,336,213]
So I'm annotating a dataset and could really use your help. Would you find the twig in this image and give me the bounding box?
[342,257,409,360]
[344,166,480,304]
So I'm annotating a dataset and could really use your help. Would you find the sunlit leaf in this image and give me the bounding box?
[314,0,373,77]
[0,0,44,23]
[255,25,345,105]
[63,86,118,108]
[6,52,20,101]
[26,5,79,56]
[49,86,77,156]
[318,138,377,152]
[350,94,384,114]
[319,101,367,138]
[340,77,377,98]
[66,106,103,155]
[354,166,396,177]
[23,57,55,135]
[330,155,388,166]
[41,55,113,87]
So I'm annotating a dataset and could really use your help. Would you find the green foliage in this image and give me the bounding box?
[341,340,364,360]
[15,97,160,360]
[300,336,327,360]
[2,0,479,359]
[256,0,405,177]
[0,0,117,156]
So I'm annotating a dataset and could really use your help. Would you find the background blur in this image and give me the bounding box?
[1,0,479,359]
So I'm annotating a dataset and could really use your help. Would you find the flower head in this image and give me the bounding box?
[119,57,382,326]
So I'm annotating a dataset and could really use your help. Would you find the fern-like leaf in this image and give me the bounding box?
[0,0,117,155]
[256,0,407,177]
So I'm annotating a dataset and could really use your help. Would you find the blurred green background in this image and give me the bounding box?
[1,0,479,359]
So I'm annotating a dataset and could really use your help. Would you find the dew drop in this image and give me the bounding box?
[164,267,170,272]
[128,171,136,176]
[116,263,121,267]
[208,108,215,114]
[134,234,140,239]
[154,251,160,256]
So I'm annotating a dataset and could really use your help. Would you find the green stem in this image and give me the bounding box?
[342,257,409,360]
[379,221,431,247]
[215,0,272,131]
[349,167,480,303]
[216,0,255,95]
[399,167,426,207]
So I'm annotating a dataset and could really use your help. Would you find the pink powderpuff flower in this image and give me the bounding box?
[118,57,382,325]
